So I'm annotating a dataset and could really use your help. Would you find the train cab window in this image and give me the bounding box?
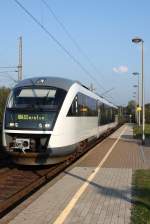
[5,87,67,131]
[8,87,66,110]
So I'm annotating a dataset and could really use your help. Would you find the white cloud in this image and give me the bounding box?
[113,65,128,73]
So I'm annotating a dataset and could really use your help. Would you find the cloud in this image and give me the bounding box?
[113,65,128,73]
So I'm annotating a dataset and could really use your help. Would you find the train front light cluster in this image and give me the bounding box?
[38,123,51,128]
[9,123,18,127]
[45,123,50,128]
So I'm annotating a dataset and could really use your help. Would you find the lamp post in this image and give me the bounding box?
[132,37,145,144]
[133,72,141,126]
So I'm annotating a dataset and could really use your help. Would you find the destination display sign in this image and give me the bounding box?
[5,110,56,130]
[17,114,47,121]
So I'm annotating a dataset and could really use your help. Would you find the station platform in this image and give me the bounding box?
[1,124,150,224]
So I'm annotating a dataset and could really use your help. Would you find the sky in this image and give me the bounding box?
[0,0,150,106]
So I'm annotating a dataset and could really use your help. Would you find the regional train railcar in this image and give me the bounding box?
[2,77,118,165]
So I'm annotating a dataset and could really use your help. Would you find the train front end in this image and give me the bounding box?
[2,78,67,165]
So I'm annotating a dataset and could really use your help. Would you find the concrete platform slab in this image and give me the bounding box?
[6,168,132,224]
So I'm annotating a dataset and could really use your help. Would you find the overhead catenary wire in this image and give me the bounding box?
[0,70,18,84]
[13,0,116,103]
[101,87,115,97]
[41,0,105,80]
[0,72,18,83]
[0,66,17,69]
[13,0,106,93]
[0,70,18,73]
[41,0,117,101]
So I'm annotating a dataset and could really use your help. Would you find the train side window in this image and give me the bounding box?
[97,101,101,126]
[106,106,111,123]
[87,97,92,116]
[100,104,116,124]
[100,103,105,124]
[112,108,117,122]
[87,96,97,116]
[105,105,111,123]
[67,92,98,117]
[101,103,110,124]
[112,108,115,121]
[78,93,88,116]
[78,93,83,116]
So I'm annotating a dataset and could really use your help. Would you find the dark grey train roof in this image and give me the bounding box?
[14,77,76,91]
[14,76,117,108]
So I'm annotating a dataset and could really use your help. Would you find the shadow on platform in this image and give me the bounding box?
[64,170,150,211]
[64,171,131,203]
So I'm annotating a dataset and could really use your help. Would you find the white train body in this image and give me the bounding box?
[2,77,118,165]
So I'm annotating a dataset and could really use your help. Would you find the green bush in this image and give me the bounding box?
[131,169,150,224]
[133,124,150,138]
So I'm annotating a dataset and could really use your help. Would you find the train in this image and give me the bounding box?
[2,77,118,165]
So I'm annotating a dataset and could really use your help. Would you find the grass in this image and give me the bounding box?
[131,169,150,224]
[133,124,150,139]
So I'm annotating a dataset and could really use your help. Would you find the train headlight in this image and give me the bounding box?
[9,123,18,127]
[38,123,50,128]
[45,123,50,128]
[9,123,15,127]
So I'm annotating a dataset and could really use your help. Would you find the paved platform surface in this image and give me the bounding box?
[1,124,150,224]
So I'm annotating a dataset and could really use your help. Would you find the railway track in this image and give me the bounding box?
[0,124,122,218]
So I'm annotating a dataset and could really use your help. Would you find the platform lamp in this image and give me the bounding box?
[133,72,141,127]
[132,37,145,144]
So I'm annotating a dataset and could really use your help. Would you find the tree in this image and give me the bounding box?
[125,100,136,122]
[126,100,136,114]
[145,103,150,124]
[0,87,10,123]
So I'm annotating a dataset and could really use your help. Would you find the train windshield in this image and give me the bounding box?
[7,87,66,110]
[5,87,66,130]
